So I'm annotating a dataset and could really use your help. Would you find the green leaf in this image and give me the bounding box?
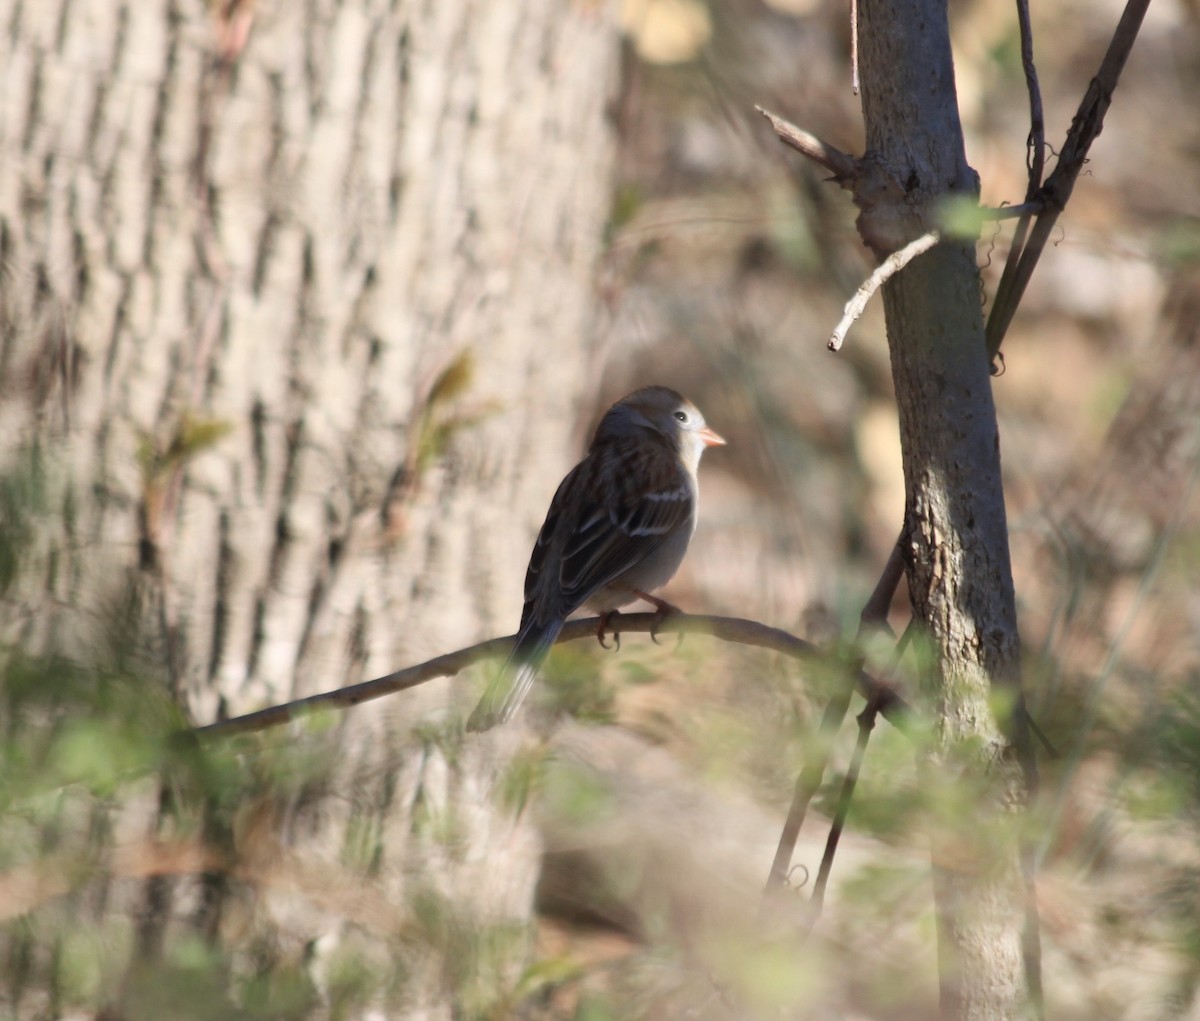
[514,954,585,998]
[937,195,988,240]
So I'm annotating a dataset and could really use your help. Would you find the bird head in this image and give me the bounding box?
[595,385,725,471]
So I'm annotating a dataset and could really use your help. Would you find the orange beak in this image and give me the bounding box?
[698,426,726,448]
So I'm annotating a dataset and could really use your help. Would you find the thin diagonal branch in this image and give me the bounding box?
[194,613,912,741]
[985,0,1151,360]
[763,683,855,895]
[858,535,906,636]
[1016,0,1046,195]
[988,0,1048,373]
[803,693,881,931]
[763,542,910,903]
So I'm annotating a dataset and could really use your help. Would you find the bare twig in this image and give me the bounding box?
[763,541,909,901]
[850,0,860,95]
[1022,709,1058,759]
[985,0,1151,360]
[763,683,855,895]
[1015,0,1046,196]
[828,232,941,351]
[985,0,1044,372]
[194,613,912,740]
[858,536,905,636]
[980,200,1044,222]
[986,0,1046,373]
[756,106,860,184]
[804,693,881,930]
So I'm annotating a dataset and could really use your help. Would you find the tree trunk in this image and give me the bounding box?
[0,0,619,1014]
[854,1,1032,1018]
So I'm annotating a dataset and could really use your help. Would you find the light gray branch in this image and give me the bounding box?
[828,232,941,352]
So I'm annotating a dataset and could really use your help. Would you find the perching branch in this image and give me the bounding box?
[195,613,912,741]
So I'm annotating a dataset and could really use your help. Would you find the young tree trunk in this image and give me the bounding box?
[853,1,1033,1018]
[0,0,618,1013]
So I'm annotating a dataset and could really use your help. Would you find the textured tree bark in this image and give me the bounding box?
[0,0,618,1013]
[853,1,1032,1018]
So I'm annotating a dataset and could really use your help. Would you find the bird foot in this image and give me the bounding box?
[634,591,683,646]
[596,610,621,651]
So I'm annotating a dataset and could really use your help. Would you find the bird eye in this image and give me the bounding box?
[674,410,688,423]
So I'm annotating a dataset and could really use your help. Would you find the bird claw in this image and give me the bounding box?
[635,591,682,646]
[596,611,621,651]
[650,619,685,648]
[654,627,686,651]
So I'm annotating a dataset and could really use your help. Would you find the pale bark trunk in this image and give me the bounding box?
[854,1,1032,1018]
[0,0,618,1014]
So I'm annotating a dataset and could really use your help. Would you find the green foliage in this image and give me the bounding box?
[766,183,819,273]
[937,194,991,240]
[706,932,824,1014]
[119,938,238,1021]
[541,760,615,827]
[405,886,533,1016]
[836,726,923,840]
[325,944,384,1021]
[605,184,644,244]
[496,744,549,818]
[1083,366,1132,430]
[1156,216,1200,267]
[572,992,619,1021]
[0,447,48,596]
[0,650,187,807]
[0,620,373,1018]
[1149,687,1200,818]
[514,954,585,998]
[415,351,499,473]
[137,413,234,483]
[985,24,1022,76]
[540,646,619,725]
[238,958,320,1020]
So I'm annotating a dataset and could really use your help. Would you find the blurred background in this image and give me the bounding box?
[569,1,1200,1014]
[1,0,1199,1017]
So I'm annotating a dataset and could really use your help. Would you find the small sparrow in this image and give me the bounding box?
[467,385,725,731]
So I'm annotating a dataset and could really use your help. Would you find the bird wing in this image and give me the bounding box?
[469,437,694,731]
[522,439,694,628]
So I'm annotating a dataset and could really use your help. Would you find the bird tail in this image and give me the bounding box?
[466,619,564,732]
